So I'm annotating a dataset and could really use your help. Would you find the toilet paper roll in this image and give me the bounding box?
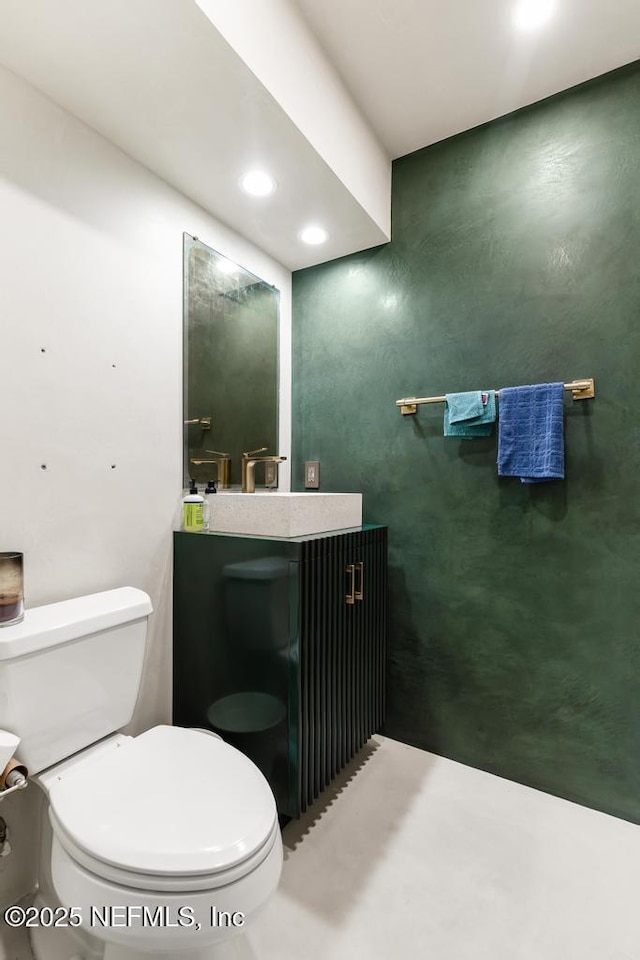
[0,758,28,791]
[0,730,20,777]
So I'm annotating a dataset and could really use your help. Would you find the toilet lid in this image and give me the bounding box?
[48,726,277,877]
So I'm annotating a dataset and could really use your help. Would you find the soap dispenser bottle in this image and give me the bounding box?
[182,480,206,533]
[203,479,217,532]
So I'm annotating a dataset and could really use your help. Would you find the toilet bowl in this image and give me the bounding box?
[36,725,282,958]
[0,588,283,959]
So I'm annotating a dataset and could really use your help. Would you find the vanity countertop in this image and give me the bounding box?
[206,491,363,539]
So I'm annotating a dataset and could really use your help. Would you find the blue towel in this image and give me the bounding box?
[497,383,565,483]
[444,391,496,439]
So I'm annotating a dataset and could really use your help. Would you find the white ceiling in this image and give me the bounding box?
[0,0,638,270]
[0,0,388,271]
[294,0,640,158]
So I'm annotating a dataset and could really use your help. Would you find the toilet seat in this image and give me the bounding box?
[47,725,278,892]
[50,814,281,892]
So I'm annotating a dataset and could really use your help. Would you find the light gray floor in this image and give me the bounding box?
[4,737,639,959]
[246,735,640,960]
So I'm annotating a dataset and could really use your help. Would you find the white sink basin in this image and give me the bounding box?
[210,491,362,538]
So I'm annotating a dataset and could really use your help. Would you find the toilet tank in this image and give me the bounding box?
[0,587,152,774]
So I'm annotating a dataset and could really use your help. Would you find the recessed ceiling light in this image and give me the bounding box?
[513,0,555,30]
[300,225,328,245]
[239,170,277,197]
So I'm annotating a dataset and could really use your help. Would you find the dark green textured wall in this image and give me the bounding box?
[292,62,640,823]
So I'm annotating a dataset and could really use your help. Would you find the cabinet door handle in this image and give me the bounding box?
[355,561,364,601]
[345,564,356,605]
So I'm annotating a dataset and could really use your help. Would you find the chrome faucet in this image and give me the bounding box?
[241,449,287,493]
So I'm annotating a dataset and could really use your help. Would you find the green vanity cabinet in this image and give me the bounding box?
[173,524,387,819]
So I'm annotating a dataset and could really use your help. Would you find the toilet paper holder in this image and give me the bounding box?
[0,732,28,802]
[0,763,29,803]
[0,770,29,802]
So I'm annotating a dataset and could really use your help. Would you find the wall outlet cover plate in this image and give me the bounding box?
[305,460,320,488]
[264,462,279,488]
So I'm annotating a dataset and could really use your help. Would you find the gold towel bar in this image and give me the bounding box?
[396,379,595,415]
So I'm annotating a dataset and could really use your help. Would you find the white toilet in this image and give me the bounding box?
[0,587,283,959]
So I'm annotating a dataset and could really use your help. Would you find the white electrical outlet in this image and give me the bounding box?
[304,460,320,489]
[264,462,278,488]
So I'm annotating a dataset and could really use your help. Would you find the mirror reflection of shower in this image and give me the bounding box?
[183,234,279,488]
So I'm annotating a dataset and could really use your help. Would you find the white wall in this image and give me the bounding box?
[0,63,291,747]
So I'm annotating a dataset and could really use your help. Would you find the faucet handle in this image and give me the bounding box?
[205,449,230,458]
[184,417,212,430]
[243,446,268,458]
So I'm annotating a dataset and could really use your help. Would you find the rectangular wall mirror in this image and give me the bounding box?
[183,234,279,488]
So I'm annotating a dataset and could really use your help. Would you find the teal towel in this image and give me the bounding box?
[446,391,484,423]
[444,390,496,439]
